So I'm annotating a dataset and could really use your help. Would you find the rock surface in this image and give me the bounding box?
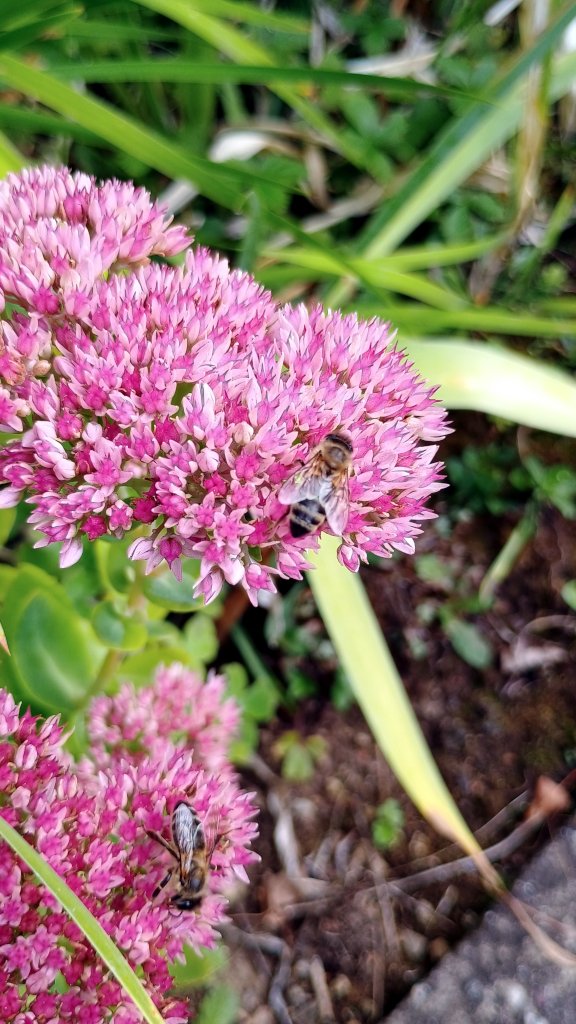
[384,820,576,1024]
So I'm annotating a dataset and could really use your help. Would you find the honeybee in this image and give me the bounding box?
[278,432,352,538]
[146,800,223,911]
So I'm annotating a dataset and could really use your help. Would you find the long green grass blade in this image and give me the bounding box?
[0,104,99,141]
[352,304,576,338]
[157,0,310,33]
[308,537,499,879]
[0,54,262,208]
[402,338,576,436]
[0,815,166,1024]
[264,234,509,273]
[261,248,467,309]
[49,58,479,101]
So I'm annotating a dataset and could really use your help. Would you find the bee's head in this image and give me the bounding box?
[324,432,353,467]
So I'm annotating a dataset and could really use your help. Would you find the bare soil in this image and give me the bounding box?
[213,417,576,1023]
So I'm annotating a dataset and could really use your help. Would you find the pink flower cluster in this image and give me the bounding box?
[87,664,240,774]
[0,669,258,1024]
[0,166,450,604]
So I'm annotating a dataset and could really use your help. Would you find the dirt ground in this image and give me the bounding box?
[211,417,576,1023]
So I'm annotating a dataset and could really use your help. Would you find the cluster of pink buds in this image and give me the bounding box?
[0,667,258,1023]
[0,166,450,604]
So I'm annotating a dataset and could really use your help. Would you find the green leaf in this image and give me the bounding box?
[142,563,202,612]
[196,984,239,1024]
[0,564,17,601]
[402,339,576,438]
[12,591,103,712]
[183,614,218,663]
[242,675,280,722]
[307,536,492,863]
[330,667,355,711]
[170,943,229,987]
[97,537,139,595]
[0,131,22,175]
[561,581,576,611]
[0,645,26,701]
[117,644,195,685]
[0,507,16,545]
[222,661,249,696]
[91,601,148,651]
[0,815,166,1024]
[282,741,314,781]
[443,617,493,669]
[414,553,452,588]
[372,798,405,850]
[229,714,259,764]
[0,565,104,711]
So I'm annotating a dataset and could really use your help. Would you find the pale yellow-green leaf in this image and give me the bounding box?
[307,536,500,891]
[402,338,576,437]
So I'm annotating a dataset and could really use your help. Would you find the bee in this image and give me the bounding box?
[278,432,352,538]
[146,800,223,911]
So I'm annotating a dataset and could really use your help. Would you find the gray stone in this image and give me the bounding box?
[384,821,576,1024]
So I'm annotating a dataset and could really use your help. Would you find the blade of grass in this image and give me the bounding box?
[0,4,81,52]
[0,54,278,208]
[326,17,576,305]
[352,303,576,338]
[260,248,467,310]
[0,104,100,141]
[49,57,481,101]
[156,0,310,34]
[307,536,501,889]
[58,18,180,41]
[402,338,576,437]
[0,814,166,1024]
[263,233,510,272]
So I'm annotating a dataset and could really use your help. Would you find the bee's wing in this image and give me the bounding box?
[278,456,325,505]
[323,471,350,535]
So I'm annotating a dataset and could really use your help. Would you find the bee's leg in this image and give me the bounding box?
[152,868,174,899]
[258,508,290,549]
[145,829,179,861]
[208,829,232,869]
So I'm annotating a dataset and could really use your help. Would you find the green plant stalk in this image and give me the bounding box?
[514,0,551,229]
[307,535,499,886]
[478,505,538,608]
[0,816,165,1024]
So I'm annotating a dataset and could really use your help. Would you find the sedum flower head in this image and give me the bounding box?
[0,165,450,604]
[0,685,258,1023]
[87,663,240,774]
